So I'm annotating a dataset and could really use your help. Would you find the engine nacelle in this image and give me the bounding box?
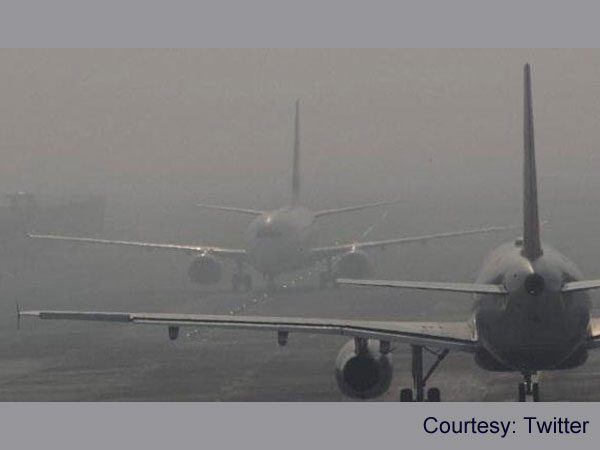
[188,254,223,284]
[335,250,372,279]
[335,339,393,399]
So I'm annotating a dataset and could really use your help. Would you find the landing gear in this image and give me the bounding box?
[232,273,241,292]
[427,387,441,402]
[242,274,252,291]
[532,382,540,402]
[319,257,336,289]
[398,345,449,402]
[399,388,413,402]
[264,274,277,292]
[518,372,540,402]
[319,271,332,289]
[232,261,252,292]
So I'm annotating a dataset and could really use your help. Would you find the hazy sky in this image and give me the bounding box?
[1,49,599,213]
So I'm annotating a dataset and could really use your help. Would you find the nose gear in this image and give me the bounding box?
[518,372,540,402]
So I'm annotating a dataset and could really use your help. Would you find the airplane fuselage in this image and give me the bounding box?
[245,206,318,276]
[473,240,591,372]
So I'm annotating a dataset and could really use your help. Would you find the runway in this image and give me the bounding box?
[1,246,599,401]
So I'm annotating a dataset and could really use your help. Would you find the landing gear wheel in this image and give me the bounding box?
[532,383,540,402]
[399,388,413,402]
[427,387,441,402]
[405,345,449,402]
[518,383,526,402]
[518,372,538,402]
[264,275,276,293]
[232,274,240,292]
[319,272,330,289]
[242,274,252,291]
[321,257,336,289]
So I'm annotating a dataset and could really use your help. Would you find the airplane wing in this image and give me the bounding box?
[313,199,401,218]
[18,309,478,352]
[197,203,265,216]
[28,234,246,259]
[311,224,519,258]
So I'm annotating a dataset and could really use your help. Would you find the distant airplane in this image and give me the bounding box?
[29,101,514,291]
[20,65,600,401]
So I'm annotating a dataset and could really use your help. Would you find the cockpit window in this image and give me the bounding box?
[256,228,282,238]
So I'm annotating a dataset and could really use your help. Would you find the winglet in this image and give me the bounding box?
[522,63,543,260]
[291,99,301,207]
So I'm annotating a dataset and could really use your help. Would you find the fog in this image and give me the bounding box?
[2,49,600,400]
[1,50,600,237]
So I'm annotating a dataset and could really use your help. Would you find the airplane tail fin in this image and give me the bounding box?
[291,99,300,207]
[522,63,543,260]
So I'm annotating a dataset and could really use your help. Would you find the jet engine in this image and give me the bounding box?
[335,250,372,279]
[188,254,223,284]
[334,339,393,399]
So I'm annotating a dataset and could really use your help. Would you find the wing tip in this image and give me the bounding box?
[17,309,41,326]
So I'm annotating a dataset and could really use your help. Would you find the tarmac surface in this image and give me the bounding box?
[1,241,599,402]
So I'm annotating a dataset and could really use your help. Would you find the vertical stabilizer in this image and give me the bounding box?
[291,99,301,207]
[522,63,543,260]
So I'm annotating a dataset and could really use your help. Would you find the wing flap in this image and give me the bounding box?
[19,310,477,352]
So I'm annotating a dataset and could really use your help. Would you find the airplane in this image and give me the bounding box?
[28,100,515,292]
[19,64,577,402]
[19,65,600,402]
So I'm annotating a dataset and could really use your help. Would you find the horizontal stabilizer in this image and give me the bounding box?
[561,280,600,293]
[197,203,264,216]
[337,278,508,295]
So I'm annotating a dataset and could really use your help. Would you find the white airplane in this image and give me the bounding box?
[29,101,514,292]
[20,65,600,402]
